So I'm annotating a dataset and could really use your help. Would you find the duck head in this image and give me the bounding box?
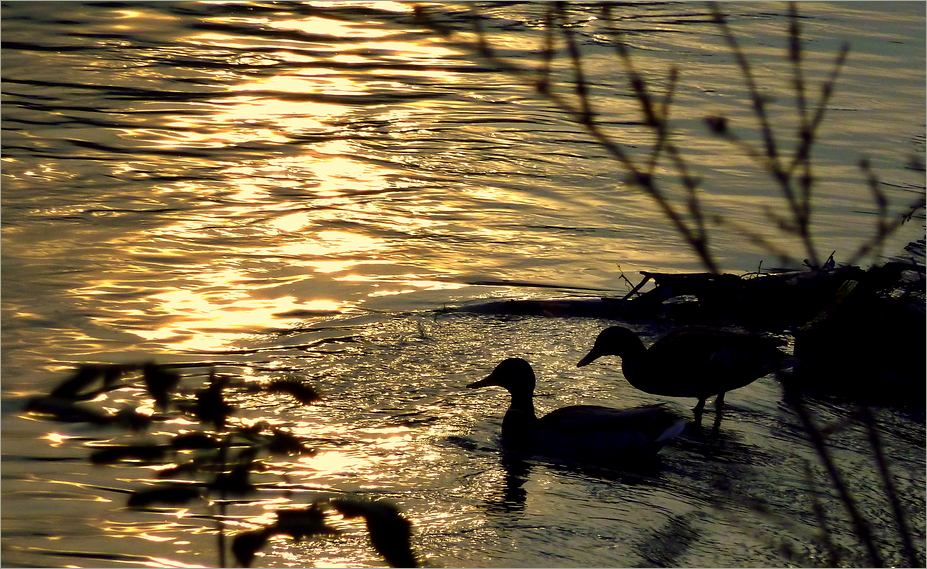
[576,326,643,367]
[467,357,536,395]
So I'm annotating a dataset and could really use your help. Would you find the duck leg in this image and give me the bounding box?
[710,410,724,435]
[711,392,726,433]
[692,397,706,424]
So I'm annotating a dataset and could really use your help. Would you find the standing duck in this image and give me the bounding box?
[577,326,789,421]
[467,358,685,465]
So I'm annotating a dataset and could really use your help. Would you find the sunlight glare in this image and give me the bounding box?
[267,211,312,233]
[302,450,369,473]
[277,230,385,257]
[44,432,71,447]
[268,17,393,38]
[137,287,347,350]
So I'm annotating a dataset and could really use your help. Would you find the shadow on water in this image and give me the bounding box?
[631,510,706,568]
[444,407,796,567]
[486,448,672,515]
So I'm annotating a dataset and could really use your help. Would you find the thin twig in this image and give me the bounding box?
[414,2,917,274]
[784,389,884,567]
[710,3,820,268]
[536,5,556,94]
[556,3,594,125]
[711,3,783,173]
[709,214,794,265]
[847,194,926,266]
[802,460,840,566]
[788,42,850,179]
[417,2,720,271]
[859,158,890,260]
[858,407,921,567]
[787,2,815,228]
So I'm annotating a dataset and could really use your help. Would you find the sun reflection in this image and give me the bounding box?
[138,533,174,543]
[331,54,372,64]
[308,156,389,197]
[268,17,395,38]
[369,288,417,298]
[227,182,271,202]
[157,93,349,148]
[301,450,368,473]
[233,74,364,98]
[355,39,458,60]
[41,2,476,357]
[289,229,383,256]
[143,557,207,569]
[44,432,72,447]
[337,274,467,292]
[132,286,347,351]
[267,211,311,233]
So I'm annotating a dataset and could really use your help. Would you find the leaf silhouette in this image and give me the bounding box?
[127,483,201,507]
[194,373,234,430]
[332,498,418,568]
[265,380,321,404]
[143,364,181,411]
[232,528,272,568]
[171,432,221,450]
[274,503,340,540]
[49,364,107,399]
[208,463,257,496]
[90,444,167,464]
[24,396,113,425]
[112,406,152,431]
[209,447,259,495]
[266,428,315,456]
[233,504,340,567]
[48,363,127,400]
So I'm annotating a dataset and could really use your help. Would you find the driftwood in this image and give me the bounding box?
[451,261,922,330]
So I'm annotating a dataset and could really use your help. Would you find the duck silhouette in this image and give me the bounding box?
[467,358,685,466]
[577,326,789,421]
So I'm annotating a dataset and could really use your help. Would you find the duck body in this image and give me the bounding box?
[577,326,788,417]
[468,358,684,465]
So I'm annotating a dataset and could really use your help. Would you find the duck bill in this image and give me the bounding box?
[466,373,500,389]
[576,349,600,367]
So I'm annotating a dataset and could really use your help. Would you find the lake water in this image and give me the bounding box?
[2,2,924,568]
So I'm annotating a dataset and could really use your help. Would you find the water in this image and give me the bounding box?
[2,2,924,567]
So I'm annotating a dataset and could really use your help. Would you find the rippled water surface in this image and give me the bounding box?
[2,2,924,567]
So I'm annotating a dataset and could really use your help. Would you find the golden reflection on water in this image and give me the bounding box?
[38,2,480,357]
[43,432,74,447]
[279,230,383,256]
[309,157,391,196]
[137,289,344,349]
[218,93,349,125]
[269,17,394,39]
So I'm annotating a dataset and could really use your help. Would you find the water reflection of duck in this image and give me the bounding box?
[467,358,685,465]
[577,326,789,421]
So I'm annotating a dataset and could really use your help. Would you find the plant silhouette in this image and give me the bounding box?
[26,362,419,568]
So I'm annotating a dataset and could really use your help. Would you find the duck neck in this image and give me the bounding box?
[619,339,650,389]
[501,392,538,445]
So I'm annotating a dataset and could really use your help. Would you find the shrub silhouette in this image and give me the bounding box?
[26,362,418,568]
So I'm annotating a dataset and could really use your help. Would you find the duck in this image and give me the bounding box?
[577,326,789,421]
[467,358,685,465]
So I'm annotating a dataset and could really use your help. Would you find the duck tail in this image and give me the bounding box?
[655,419,686,445]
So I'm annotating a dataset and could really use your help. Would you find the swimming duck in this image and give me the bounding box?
[577,326,788,420]
[467,358,685,465]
